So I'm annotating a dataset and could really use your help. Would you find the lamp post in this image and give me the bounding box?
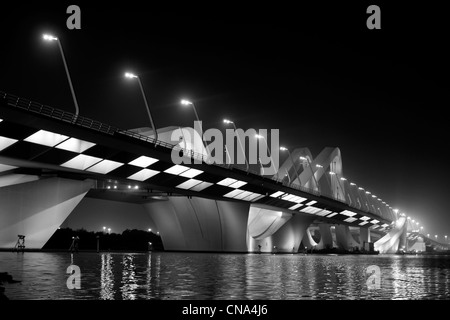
[224,119,249,172]
[255,134,275,175]
[125,72,158,141]
[299,157,320,193]
[103,226,106,234]
[43,34,79,117]
[280,146,300,187]
[181,99,208,155]
[329,171,345,201]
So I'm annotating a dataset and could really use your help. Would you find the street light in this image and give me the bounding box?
[427,234,430,238]
[224,119,249,171]
[103,226,106,233]
[107,228,111,234]
[125,72,158,141]
[181,99,208,153]
[255,134,275,175]
[300,157,320,192]
[43,33,79,116]
[280,146,300,187]
[148,228,152,232]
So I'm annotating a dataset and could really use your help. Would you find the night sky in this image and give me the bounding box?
[1,2,449,237]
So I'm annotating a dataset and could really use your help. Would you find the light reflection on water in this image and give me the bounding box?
[1,252,450,300]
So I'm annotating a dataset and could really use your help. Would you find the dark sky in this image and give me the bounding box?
[1,2,449,237]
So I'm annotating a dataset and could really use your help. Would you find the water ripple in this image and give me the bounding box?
[1,252,450,300]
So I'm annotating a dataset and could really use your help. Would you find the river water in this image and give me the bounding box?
[1,252,449,300]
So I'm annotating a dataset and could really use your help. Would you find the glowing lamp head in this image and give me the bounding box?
[43,34,58,41]
[299,156,307,161]
[125,72,138,79]
[181,99,192,106]
[255,134,264,139]
[280,146,288,151]
[223,119,233,124]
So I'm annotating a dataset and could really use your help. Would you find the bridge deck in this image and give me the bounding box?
[0,91,392,229]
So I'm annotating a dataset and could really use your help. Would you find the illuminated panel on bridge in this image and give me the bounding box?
[61,154,103,170]
[190,181,213,192]
[316,209,332,217]
[359,216,371,221]
[289,203,303,210]
[381,223,389,228]
[359,221,369,226]
[344,217,358,223]
[305,200,317,206]
[224,189,245,198]
[0,136,18,151]
[86,159,124,174]
[55,137,96,153]
[176,179,203,190]
[270,191,285,198]
[370,219,379,224]
[340,210,357,217]
[24,130,69,147]
[233,190,253,200]
[128,168,160,181]
[282,194,307,203]
[326,212,339,218]
[245,193,265,202]
[370,225,379,230]
[282,194,297,202]
[128,156,159,168]
[223,189,264,202]
[217,178,237,187]
[228,180,247,189]
[164,165,190,175]
[179,168,204,178]
[300,206,323,214]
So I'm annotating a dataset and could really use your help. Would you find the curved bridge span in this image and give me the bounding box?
[0,91,417,253]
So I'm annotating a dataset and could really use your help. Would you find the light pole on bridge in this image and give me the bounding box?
[42,34,79,117]
[224,119,249,172]
[255,134,276,176]
[280,146,300,188]
[125,72,158,141]
[181,99,209,156]
[300,157,320,193]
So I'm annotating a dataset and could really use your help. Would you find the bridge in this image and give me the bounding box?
[0,91,448,253]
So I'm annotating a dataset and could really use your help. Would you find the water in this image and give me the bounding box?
[1,252,449,300]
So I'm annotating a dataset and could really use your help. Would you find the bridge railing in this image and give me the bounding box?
[1,91,118,135]
[1,91,385,220]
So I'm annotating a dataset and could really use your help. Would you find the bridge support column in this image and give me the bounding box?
[359,227,370,250]
[143,197,250,252]
[0,177,93,249]
[374,216,407,253]
[316,223,334,249]
[335,225,360,250]
[247,210,315,253]
[301,228,319,250]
